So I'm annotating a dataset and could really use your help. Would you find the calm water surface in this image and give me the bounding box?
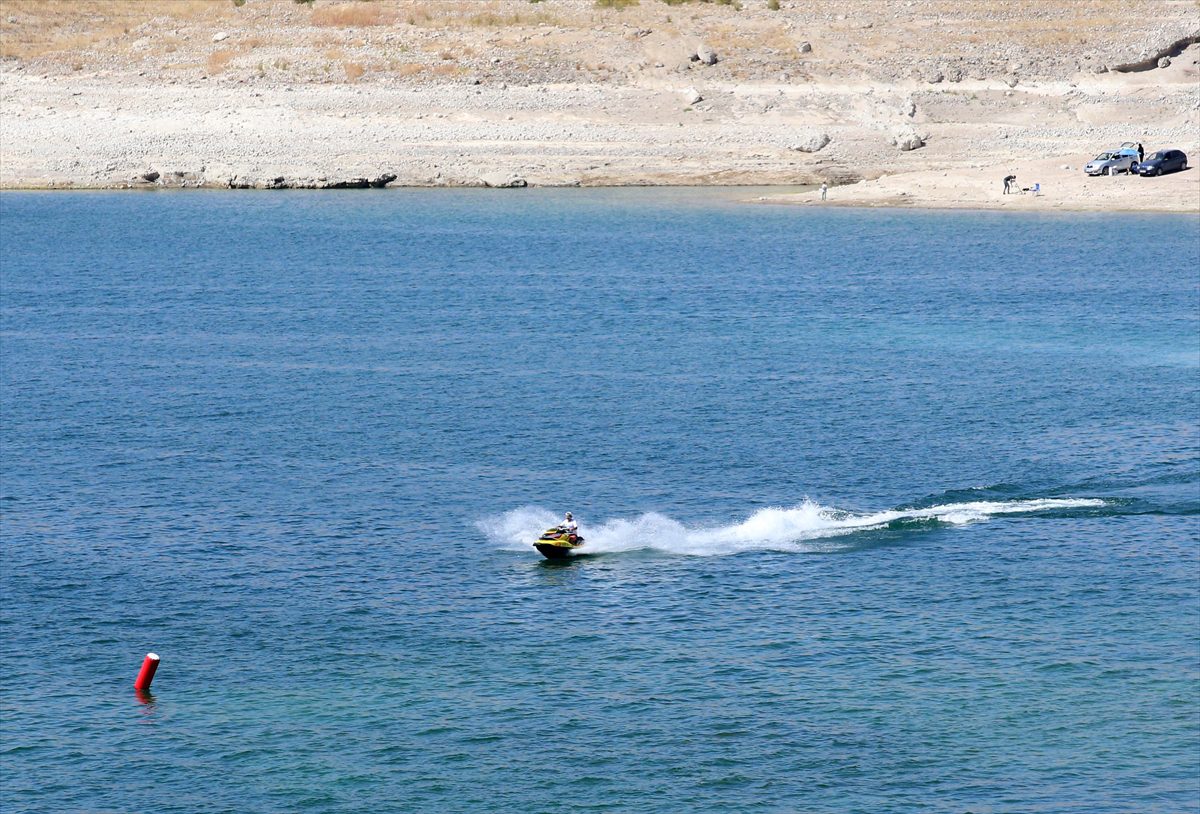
[1,190,1198,813]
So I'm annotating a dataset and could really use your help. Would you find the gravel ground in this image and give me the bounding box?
[1,0,1197,209]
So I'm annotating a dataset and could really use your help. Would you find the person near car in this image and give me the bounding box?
[1137,143,1144,163]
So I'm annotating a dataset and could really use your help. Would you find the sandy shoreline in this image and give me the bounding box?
[758,153,1200,213]
[1,0,1198,213]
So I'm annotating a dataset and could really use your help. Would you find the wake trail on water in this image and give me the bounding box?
[477,498,1108,557]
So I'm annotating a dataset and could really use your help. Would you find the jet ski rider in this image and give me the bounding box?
[559,512,578,538]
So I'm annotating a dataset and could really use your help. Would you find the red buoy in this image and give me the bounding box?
[134,653,160,692]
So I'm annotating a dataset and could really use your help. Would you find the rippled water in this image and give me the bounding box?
[2,190,1197,813]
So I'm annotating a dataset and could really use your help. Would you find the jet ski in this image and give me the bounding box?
[533,527,584,559]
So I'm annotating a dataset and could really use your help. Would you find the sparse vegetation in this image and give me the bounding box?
[312,3,392,27]
[207,48,237,74]
[0,0,1189,88]
[343,61,365,81]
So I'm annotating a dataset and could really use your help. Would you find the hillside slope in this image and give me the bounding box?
[1,0,1197,200]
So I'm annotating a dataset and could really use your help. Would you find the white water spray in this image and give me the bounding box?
[477,498,1106,557]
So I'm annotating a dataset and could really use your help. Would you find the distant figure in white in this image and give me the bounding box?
[819,182,828,201]
[559,512,578,535]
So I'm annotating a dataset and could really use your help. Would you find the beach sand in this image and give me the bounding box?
[759,153,1200,213]
[1,0,1197,213]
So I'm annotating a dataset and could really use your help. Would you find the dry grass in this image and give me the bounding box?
[0,0,231,61]
[394,0,562,28]
[311,3,394,27]
[0,0,1188,80]
[343,60,365,81]
[207,48,237,74]
[467,9,557,26]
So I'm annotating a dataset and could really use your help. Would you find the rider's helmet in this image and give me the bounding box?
[565,512,573,519]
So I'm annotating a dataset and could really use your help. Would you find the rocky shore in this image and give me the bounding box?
[1,0,1197,211]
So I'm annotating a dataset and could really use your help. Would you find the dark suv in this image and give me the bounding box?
[1136,149,1188,176]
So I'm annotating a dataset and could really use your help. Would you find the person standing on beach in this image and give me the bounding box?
[819,182,828,201]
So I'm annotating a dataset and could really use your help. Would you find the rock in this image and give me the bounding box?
[141,170,160,182]
[1061,164,1071,171]
[263,176,288,189]
[684,87,703,105]
[943,65,963,83]
[211,31,228,43]
[480,172,527,189]
[696,43,718,65]
[369,173,397,188]
[1003,74,1019,87]
[892,127,925,151]
[797,41,812,53]
[923,67,943,84]
[328,178,370,189]
[1158,56,1171,69]
[791,132,831,153]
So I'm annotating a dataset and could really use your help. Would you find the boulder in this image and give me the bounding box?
[923,67,943,84]
[211,31,228,43]
[369,173,397,188]
[695,43,719,65]
[943,65,963,83]
[683,87,703,105]
[1158,56,1171,69]
[892,127,925,151]
[797,41,812,53]
[480,172,527,189]
[140,170,160,183]
[791,132,831,153]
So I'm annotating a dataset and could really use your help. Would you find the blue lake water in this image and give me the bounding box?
[1,189,1198,813]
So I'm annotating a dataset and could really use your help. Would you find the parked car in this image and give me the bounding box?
[1136,149,1188,176]
[1085,150,1138,176]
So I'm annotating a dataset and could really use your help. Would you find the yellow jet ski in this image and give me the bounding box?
[533,527,584,559]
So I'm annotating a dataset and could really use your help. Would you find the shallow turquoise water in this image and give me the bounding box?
[1,190,1197,813]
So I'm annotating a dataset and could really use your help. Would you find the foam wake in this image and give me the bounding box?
[477,498,1107,557]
